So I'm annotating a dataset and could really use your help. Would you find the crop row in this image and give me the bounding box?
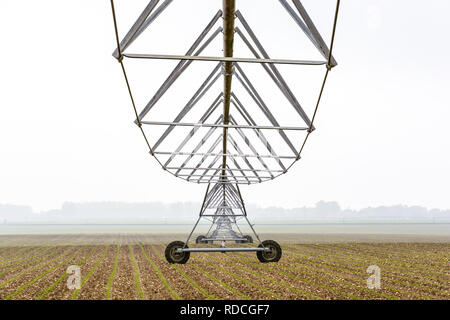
[0,241,447,300]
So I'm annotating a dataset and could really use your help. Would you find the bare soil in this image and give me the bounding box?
[0,234,447,300]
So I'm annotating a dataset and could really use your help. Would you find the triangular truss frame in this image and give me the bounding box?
[110,0,340,185]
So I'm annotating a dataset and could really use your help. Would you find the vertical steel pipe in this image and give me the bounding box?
[221,0,236,179]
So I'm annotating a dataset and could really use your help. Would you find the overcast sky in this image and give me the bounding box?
[0,0,449,212]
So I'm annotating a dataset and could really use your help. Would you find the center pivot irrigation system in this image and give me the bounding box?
[110,0,340,264]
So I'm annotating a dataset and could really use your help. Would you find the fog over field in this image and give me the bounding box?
[1,201,449,236]
[1,201,449,223]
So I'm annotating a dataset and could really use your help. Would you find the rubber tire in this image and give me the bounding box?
[256,240,282,263]
[244,235,253,243]
[165,241,190,264]
[195,235,206,244]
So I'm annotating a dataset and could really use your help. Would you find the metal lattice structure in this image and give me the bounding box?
[110,0,340,263]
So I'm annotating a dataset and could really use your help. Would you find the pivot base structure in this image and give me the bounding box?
[164,182,281,264]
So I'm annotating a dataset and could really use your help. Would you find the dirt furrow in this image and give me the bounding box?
[0,246,67,283]
[229,251,367,300]
[0,246,76,299]
[9,246,89,300]
[110,245,141,299]
[190,251,290,300]
[286,244,449,286]
[0,246,37,262]
[40,246,99,300]
[133,244,175,299]
[283,245,449,298]
[140,244,206,300]
[276,250,444,299]
[151,244,243,300]
[75,245,113,300]
[300,243,449,273]
[0,246,48,269]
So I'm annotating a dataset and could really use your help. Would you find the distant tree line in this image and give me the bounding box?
[0,201,449,223]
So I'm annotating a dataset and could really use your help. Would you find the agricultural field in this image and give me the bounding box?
[0,234,448,300]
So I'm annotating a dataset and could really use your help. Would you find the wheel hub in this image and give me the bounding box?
[170,247,185,262]
[262,245,277,260]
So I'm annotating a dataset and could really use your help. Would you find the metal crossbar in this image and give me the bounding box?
[154,151,297,160]
[123,53,326,65]
[141,121,308,131]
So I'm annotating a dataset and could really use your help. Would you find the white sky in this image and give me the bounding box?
[0,0,449,212]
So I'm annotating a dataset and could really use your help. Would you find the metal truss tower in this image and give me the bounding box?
[110,0,340,263]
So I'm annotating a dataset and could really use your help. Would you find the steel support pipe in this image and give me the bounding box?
[221,0,235,178]
[177,247,270,253]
